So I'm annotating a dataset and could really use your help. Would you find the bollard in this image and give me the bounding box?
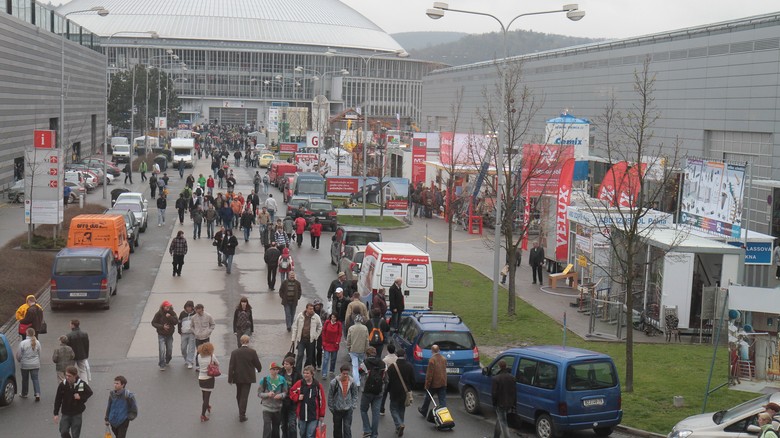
[673,395,684,407]
[79,194,84,208]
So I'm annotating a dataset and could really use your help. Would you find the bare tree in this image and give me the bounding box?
[580,58,685,392]
[442,86,464,269]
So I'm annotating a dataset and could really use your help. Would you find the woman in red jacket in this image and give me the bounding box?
[320,313,342,380]
[309,217,323,250]
[289,365,326,437]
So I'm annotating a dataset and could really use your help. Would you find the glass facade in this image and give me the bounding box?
[4,0,101,52]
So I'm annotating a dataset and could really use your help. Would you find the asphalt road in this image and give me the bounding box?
[0,156,642,437]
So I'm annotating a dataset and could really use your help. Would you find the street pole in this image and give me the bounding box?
[361,59,371,223]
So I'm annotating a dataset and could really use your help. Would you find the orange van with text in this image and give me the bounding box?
[67,214,131,277]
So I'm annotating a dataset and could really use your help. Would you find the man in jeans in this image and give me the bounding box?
[360,347,385,438]
[192,303,216,368]
[328,364,359,438]
[491,359,517,438]
[279,271,302,332]
[177,301,196,369]
[53,365,93,438]
[151,301,178,370]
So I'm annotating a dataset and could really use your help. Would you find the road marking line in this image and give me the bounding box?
[425,236,483,244]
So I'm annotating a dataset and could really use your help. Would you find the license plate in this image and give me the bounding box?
[583,398,604,407]
[446,367,460,374]
[69,293,88,297]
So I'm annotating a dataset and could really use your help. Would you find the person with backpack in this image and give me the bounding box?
[279,271,302,332]
[367,308,390,357]
[278,247,294,281]
[274,221,289,248]
[360,346,386,438]
[258,362,288,438]
[291,302,323,372]
[233,297,254,349]
[289,365,326,438]
[328,364,358,438]
[104,375,138,437]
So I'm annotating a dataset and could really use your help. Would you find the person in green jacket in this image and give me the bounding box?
[759,412,779,438]
[138,161,148,182]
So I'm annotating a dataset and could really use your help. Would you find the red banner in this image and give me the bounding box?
[522,184,531,251]
[439,132,454,166]
[597,161,628,206]
[555,159,575,261]
[616,163,646,208]
[412,137,427,185]
[326,177,359,194]
[522,144,574,197]
[280,143,297,153]
[386,199,408,210]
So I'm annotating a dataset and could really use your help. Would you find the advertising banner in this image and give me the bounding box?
[295,153,318,172]
[522,144,574,197]
[306,131,319,149]
[440,132,454,166]
[545,113,590,160]
[681,158,746,237]
[597,161,628,206]
[555,158,575,261]
[616,163,646,208]
[268,107,279,133]
[326,177,409,211]
[326,177,359,195]
[727,241,773,265]
[279,143,297,154]
[412,135,427,185]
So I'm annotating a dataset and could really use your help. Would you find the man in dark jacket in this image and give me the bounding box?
[388,277,405,332]
[332,287,350,325]
[151,301,178,370]
[67,319,90,383]
[387,349,415,436]
[169,230,188,277]
[529,241,545,285]
[228,335,263,422]
[175,193,188,225]
[279,271,302,332]
[492,359,517,438]
[360,347,386,438]
[221,229,239,274]
[327,271,349,301]
[54,365,93,438]
[264,241,281,291]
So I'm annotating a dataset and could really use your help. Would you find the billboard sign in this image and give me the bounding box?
[545,113,590,160]
[25,135,63,225]
[412,135,427,185]
[522,144,574,197]
[727,241,773,265]
[681,158,746,237]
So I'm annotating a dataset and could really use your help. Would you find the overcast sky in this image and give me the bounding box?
[341,0,779,39]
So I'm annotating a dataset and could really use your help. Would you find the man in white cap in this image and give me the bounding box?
[332,287,350,330]
[327,271,349,301]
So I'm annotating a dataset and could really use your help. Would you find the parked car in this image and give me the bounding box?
[259,153,275,168]
[391,311,480,386]
[286,195,310,217]
[305,198,338,231]
[7,179,24,203]
[50,247,119,310]
[79,158,121,177]
[330,225,382,267]
[104,208,141,252]
[667,393,775,438]
[112,199,148,232]
[338,245,365,281]
[0,333,16,406]
[114,192,149,211]
[459,345,622,438]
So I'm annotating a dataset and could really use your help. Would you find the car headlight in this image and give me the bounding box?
[668,430,693,438]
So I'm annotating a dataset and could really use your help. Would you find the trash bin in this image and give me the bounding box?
[154,155,168,172]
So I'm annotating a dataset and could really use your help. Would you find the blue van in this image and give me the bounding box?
[0,333,16,406]
[458,345,622,438]
[50,247,119,310]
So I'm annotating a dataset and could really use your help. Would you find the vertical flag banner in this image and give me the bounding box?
[597,161,628,206]
[412,135,427,185]
[555,158,575,261]
[439,132,454,166]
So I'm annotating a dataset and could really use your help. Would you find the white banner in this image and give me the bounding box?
[24,146,63,225]
[307,131,319,149]
[268,108,280,133]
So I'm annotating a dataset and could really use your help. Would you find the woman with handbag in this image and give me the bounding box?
[196,342,219,422]
[16,294,44,340]
[17,327,42,401]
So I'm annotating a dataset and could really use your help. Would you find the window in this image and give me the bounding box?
[516,359,537,385]
[0,338,8,362]
[490,355,516,377]
[566,361,617,391]
[54,257,103,276]
[406,264,428,288]
[535,362,558,389]
[418,331,475,350]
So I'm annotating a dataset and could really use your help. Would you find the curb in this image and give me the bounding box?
[616,424,667,438]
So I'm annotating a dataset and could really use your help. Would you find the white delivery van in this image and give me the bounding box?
[358,242,434,312]
[111,138,131,164]
[171,138,195,168]
[132,136,159,155]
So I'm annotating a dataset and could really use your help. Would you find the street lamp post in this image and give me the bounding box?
[426,2,585,330]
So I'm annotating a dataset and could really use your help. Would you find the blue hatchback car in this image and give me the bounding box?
[0,333,17,406]
[390,311,480,386]
[459,345,622,438]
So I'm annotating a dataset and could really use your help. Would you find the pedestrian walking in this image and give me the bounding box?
[258,362,289,438]
[198,173,206,190]
[228,335,263,422]
[52,335,75,382]
[360,346,385,438]
[197,342,219,422]
[289,365,326,438]
[529,241,545,285]
[265,241,281,290]
[313,300,327,370]
[418,344,447,417]
[156,194,167,226]
[278,247,294,281]
[275,222,290,249]
[345,293,369,336]
[280,357,302,438]
[214,226,226,267]
[138,160,147,182]
[263,173,270,193]
[346,314,368,388]
[283,216,295,243]
[205,204,218,239]
[151,301,178,370]
[17,327,42,401]
[16,294,44,339]
[191,204,204,239]
[192,303,216,368]
[492,359,517,438]
[387,349,414,436]
[175,193,188,225]
[149,173,158,199]
[169,230,188,276]
[258,206,271,241]
[328,364,358,438]
[279,271,302,332]
[122,163,133,184]
[366,308,390,358]
[207,175,215,196]
[67,319,90,383]
[294,215,307,248]
[233,297,254,348]
[178,301,197,369]
[379,344,397,416]
[265,194,278,222]
[309,218,322,250]
[178,159,185,178]
[331,288,350,329]
[240,205,255,242]
[253,171,262,195]
[104,375,138,437]
[53,365,93,438]
[221,229,239,274]
[321,312,343,381]
[292,302,323,371]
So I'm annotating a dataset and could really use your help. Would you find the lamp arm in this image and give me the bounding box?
[506,9,568,32]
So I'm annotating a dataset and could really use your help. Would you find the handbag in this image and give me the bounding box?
[18,322,31,335]
[206,356,221,377]
[315,423,327,438]
[284,342,296,361]
[393,363,414,407]
[38,320,47,334]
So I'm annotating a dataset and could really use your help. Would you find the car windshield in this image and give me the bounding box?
[114,202,141,212]
[309,201,331,210]
[114,145,130,153]
[345,232,381,246]
[715,394,770,425]
[297,180,325,195]
[290,199,308,207]
[566,360,618,390]
[54,257,103,276]
[419,331,475,350]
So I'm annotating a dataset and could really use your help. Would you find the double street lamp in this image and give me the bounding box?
[426,2,585,330]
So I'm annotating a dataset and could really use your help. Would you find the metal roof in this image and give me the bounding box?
[58,0,404,52]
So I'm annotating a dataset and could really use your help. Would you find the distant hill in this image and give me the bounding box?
[392,30,605,66]
[391,31,468,51]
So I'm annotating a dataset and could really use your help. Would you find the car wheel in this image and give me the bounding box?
[462,386,481,414]
[124,259,130,270]
[129,239,135,253]
[535,414,558,438]
[0,379,16,406]
[593,427,613,437]
[117,264,123,279]
[135,235,140,247]
[141,222,147,232]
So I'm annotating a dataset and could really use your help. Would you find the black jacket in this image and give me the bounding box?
[387,359,415,402]
[389,283,405,314]
[529,246,545,267]
[156,197,167,209]
[492,368,517,409]
[54,378,93,416]
[66,328,89,361]
[331,296,350,323]
[175,197,188,211]
[327,279,348,300]
[222,234,239,256]
[367,317,390,346]
[264,247,281,267]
